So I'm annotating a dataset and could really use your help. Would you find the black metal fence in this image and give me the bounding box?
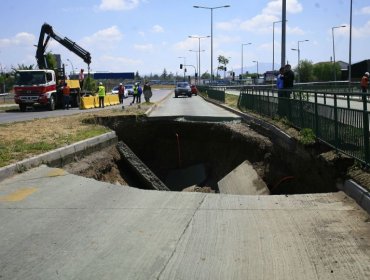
[238,86,370,165]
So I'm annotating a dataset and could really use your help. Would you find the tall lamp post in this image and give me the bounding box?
[272,20,283,72]
[252,60,259,80]
[189,35,210,84]
[189,49,205,83]
[332,25,346,81]
[241,43,251,79]
[349,0,353,83]
[291,39,308,83]
[67,58,74,76]
[193,4,230,82]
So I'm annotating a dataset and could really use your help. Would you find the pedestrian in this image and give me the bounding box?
[361,72,369,93]
[131,83,138,105]
[143,81,152,103]
[137,83,143,103]
[98,82,106,108]
[276,67,284,93]
[79,69,85,90]
[276,67,285,116]
[283,64,294,92]
[118,83,125,104]
[281,64,294,118]
[62,82,70,110]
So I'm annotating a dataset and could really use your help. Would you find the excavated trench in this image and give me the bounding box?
[74,115,354,195]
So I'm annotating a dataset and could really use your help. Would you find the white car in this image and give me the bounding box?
[124,84,134,96]
[111,85,128,98]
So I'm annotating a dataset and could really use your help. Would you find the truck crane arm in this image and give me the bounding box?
[36,23,91,69]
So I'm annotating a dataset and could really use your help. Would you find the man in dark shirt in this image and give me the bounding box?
[283,64,294,90]
[279,64,294,118]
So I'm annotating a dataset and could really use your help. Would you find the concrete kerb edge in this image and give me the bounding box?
[341,179,370,214]
[0,131,118,182]
[144,90,173,116]
[202,95,370,215]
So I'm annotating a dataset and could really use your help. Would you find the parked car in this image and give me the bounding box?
[175,82,192,98]
[190,84,198,95]
[111,85,128,98]
[125,84,134,95]
[111,86,119,94]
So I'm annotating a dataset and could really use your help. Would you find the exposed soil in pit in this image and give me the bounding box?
[64,115,359,194]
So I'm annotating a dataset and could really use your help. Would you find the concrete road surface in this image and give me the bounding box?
[1,165,370,280]
[148,94,241,122]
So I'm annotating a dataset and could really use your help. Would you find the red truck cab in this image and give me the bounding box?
[13,70,57,111]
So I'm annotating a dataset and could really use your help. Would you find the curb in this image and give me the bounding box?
[0,131,118,182]
[339,180,370,214]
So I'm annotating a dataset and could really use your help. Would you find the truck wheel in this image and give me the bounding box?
[19,104,27,112]
[48,96,56,111]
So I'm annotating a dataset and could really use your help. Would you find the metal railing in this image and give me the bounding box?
[238,86,370,165]
[199,82,370,165]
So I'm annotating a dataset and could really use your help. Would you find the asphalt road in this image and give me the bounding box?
[148,92,241,122]
[0,89,170,124]
[0,90,370,279]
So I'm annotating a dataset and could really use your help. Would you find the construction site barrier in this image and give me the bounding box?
[80,96,95,109]
[108,94,119,105]
[80,95,119,110]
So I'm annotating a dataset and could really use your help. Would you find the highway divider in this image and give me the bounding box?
[80,94,120,110]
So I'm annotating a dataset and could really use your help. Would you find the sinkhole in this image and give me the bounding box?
[77,115,354,195]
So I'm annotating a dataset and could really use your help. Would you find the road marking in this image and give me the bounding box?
[47,168,66,177]
[0,187,37,202]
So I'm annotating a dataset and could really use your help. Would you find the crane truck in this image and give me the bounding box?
[13,23,91,111]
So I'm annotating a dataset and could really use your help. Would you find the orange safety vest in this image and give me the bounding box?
[62,85,70,96]
[361,76,368,88]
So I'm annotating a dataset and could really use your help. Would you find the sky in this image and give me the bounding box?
[1,0,370,77]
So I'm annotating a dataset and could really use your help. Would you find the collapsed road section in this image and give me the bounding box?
[64,115,354,195]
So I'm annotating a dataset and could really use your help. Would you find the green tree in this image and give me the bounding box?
[201,71,211,80]
[313,62,335,81]
[295,60,314,82]
[161,68,168,80]
[14,64,34,70]
[46,52,57,69]
[217,55,229,78]
[135,71,141,80]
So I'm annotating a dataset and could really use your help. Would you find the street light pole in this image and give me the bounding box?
[189,35,210,84]
[272,20,282,72]
[67,58,74,76]
[241,43,251,79]
[193,5,230,82]
[252,60,259,78]
[349,0,353,83]
[332,25,346,81]
[291,40,308,83]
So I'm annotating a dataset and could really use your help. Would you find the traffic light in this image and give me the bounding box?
[180,64,183,69]
[224,67,227,71]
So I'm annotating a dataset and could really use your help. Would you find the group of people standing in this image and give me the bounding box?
[276,64,295,117]
[130,82,152,105]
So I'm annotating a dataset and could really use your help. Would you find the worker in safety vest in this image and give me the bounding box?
[98,82,106,108]
[131,83,139,105]
[361,72,369,93]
